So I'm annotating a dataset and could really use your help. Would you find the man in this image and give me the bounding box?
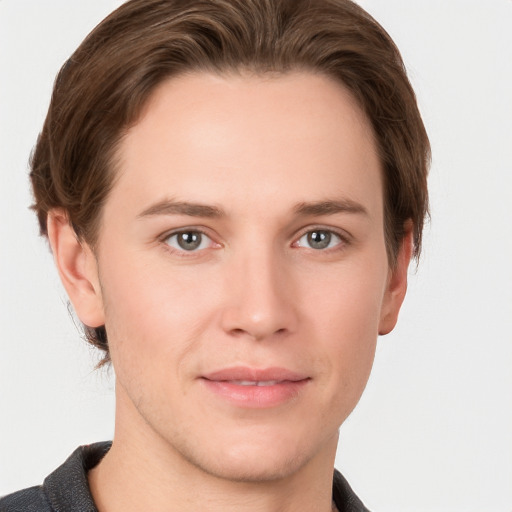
[0,0,429,510]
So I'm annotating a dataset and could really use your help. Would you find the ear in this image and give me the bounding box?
[47,210,105,328]
[378,224,414,335]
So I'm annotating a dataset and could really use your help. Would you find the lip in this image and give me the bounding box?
[200,367,310,409]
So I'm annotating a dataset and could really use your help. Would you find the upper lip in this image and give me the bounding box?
[202,366,309,383]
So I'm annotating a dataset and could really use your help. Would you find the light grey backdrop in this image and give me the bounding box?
[1,1,511,510]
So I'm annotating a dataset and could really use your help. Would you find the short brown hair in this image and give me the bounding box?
[31,0,430,360]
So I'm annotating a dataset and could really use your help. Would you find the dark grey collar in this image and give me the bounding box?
[2,442,369,512]
[43,442,111,512]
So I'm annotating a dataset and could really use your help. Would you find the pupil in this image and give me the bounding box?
[308,230,331,249]
[178,231,201,250]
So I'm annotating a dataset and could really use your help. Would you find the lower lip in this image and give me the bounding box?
[201,379,310,408]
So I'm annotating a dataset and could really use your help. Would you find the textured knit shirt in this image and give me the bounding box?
[0,442,370,512]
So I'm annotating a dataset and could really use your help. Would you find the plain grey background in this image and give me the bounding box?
[1,1,511,510]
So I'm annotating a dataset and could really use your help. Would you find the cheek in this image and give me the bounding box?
[304,254,388,338]
[301,258,387,405]
[99,258,219,383]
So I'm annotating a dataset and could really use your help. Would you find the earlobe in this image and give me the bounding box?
[378,226,414,335]
[47,210,105,328]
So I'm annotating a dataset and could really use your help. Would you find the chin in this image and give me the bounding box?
[190,448,311,483]
[170,425,334,484]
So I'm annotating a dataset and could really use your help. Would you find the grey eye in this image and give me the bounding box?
[166,231,210,251]
[297,230,342,250]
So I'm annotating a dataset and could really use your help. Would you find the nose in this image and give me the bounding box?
[220,246,298,341]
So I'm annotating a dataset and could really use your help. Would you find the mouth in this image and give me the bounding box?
[200,367,310,408]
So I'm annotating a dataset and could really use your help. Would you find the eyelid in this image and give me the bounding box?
[158,224,216,240]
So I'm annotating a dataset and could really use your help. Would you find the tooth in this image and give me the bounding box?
[231,380,280,386]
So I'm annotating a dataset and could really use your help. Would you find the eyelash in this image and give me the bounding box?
[292,226,350,252]
[161,228,218,256]
[159,226,350,256]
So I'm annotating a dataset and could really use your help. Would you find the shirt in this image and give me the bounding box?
[0,442,370,512]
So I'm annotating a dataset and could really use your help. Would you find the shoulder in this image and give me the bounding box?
[333,469,371,512]
[0,486,51,512]
[0,442,111,512]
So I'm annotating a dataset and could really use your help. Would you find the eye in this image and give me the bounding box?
[295,229,343,250]
[165,230,213,252]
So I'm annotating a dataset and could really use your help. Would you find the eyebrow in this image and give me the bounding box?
[137,200,225,219]
[137,198,368,220]
[293,199,368,217]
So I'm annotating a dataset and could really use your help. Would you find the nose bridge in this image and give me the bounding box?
[221,236,297,340]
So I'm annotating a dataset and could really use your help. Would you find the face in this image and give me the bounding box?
[67,72,409,482]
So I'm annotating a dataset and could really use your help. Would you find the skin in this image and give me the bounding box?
[48,71,412,512]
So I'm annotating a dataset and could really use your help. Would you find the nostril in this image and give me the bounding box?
[228,326,289,340]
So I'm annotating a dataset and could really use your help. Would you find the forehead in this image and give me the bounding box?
[110,71,382,221]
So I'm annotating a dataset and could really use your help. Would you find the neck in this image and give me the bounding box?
[88,389,338,512]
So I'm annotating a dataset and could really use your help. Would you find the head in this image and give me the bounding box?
[31,0,429,482]
[32,0,430,360]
